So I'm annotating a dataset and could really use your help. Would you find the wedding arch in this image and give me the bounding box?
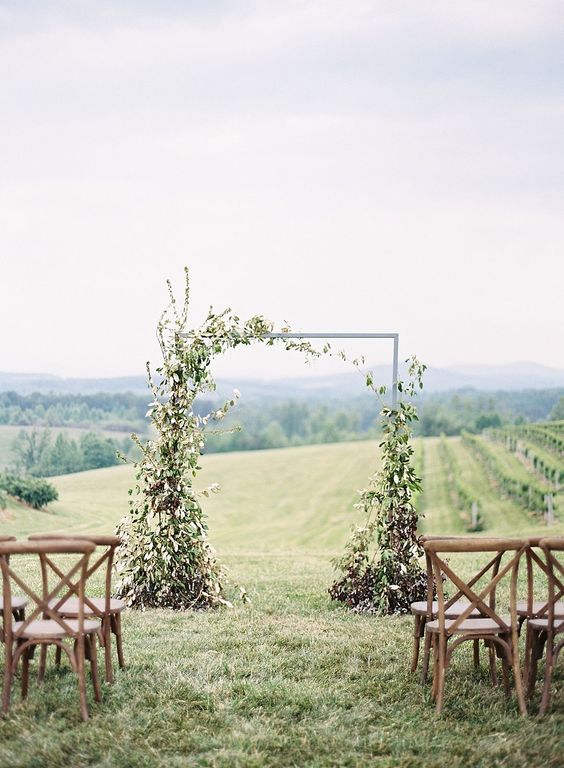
[114,269,426,614]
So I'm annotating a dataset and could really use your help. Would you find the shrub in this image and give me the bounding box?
[0,473,58,509]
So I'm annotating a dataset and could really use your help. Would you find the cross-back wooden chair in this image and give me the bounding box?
[29,533,125,684]
[524,537,564,714]
[0,539,101,721]
[517,536,564,631]
[411,535,481,682]
[0,536,26,623]
[423,537,528,716]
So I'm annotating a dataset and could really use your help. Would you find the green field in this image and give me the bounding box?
[0,438,563,767]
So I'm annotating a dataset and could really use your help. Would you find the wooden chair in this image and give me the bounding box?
[0,538,101,721]
[524,537,564,714]
[423,537,528,715]
[29,533,125,683]
[411,535,480,681]
[517,536,564,631]
[0,536,26,622]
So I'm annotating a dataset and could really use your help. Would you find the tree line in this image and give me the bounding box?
[204,389,564,451]
[10,429,134,477]
[0,391,148,431]
[1,388,562,459]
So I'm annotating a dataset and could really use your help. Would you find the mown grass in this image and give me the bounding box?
[0,439,562,767]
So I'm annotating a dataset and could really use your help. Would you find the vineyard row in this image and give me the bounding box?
[461,432,556,518]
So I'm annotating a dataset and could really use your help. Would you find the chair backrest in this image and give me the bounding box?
[423,537,528,633]
[539,537,564,633]
[0,539,96,646]
[420,535,466,617]
[520,536,560,618]
[28,533,120,618]
[420,535,507,618]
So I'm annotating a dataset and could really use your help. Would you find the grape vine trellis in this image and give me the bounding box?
[114,269,427,614]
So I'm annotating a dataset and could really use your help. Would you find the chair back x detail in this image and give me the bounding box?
[29,534,119,620]
[423,537,528,715]
[28,533,125,683]
[0,538,101,720]
[427,538,525,635]
[0,539,95,645]
[525,538,564,714]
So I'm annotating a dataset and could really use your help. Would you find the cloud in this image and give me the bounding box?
[0,0,562,376]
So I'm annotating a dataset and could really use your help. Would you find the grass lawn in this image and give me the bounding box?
[0,440,563,767]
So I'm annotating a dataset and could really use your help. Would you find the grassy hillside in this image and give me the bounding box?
[0,440,381,546]
[3,437,558,545]
[0,438,562,768]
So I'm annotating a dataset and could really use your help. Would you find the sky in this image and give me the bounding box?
[1,0,563,380]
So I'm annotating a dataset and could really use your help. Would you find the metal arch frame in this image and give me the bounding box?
[263,333,399,407]
[181,331,400,407]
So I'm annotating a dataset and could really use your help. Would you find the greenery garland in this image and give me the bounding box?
[329,358,428,614]
[114,269,321,610]
[115,268,426,614]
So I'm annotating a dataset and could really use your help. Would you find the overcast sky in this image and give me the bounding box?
[1,0,563,380]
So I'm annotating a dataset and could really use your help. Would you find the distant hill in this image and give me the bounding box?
[0,372,151,396]
[1,361,563,398]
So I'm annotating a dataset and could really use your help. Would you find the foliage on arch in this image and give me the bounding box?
[329,358,428,614]
[115,268,427,614]
[114,269,320,610]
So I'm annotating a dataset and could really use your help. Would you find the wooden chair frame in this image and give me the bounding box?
[0,539,101,721]
[525,537,564,714]
[424,537,528,716]
[0,536,26,625]
[518,536,564,626]
[414,535,502,683]
[29,534,125,684]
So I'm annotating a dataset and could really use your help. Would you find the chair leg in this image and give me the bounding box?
[528,631,545,700]
[435,639,447,715]
[517,616,526,636]
[501,654,511,696]
[21,647,31,700]
[75,636,89,722]
[431,635,439,701]
[421,631,432,684]
[55,644,62,668]
[88,635,102,703]
[2,649,13,715]
[411,615,421,672]
[103,617,113,684]
[523,624,532,696]
[539,638,554,716]
[114,613,125,670]
[38,645,47,683]
[488,642,498,686]
[473,640,480,668]
[512,648,527,717]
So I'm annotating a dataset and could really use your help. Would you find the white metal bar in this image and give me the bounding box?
[264,333,398,339]
[180,331,400,406]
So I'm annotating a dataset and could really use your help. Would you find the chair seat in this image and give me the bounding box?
[426,616,513,634]
[411,600,480,618]
[0,596,27,611]
[528,617,564,632]
[13,618,100,639]
[48,597,125,616]
[516,600,564,617]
